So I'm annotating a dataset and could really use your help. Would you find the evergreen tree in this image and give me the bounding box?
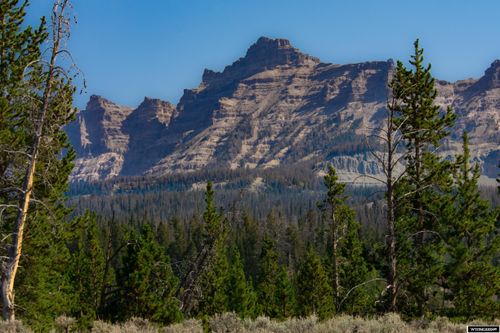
[177,181,226,315]
[198,241,230,316]
[118,224,182,324]
[274,266,296,319]
[296,248,334,319]
[15,207,74,331]
[319,165,373,313]
[167,216,190,276]
[256,237,296,318]
[337,204,380,314]
[236,211,260,283]
[390,39,455,316]
[256,237,281,317]
[68,213,106,328]
[226,247,257,318]
[443,133,500,319]
[319,165,346,307]
[0,0,78,322]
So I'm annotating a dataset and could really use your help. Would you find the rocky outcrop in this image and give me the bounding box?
[67,95,133,156]
[121,97,176,175]
[67,37,500,183]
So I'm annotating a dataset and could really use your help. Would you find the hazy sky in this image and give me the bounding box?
[25,0,500,109]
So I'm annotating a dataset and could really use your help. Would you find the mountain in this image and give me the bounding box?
[66,37,500,183]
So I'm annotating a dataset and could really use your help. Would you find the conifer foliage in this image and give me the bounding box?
[319,165,375,313]
[390,39,456,316]
[118,224,182,324]
[296,248,334,319]
[443,133,499,319]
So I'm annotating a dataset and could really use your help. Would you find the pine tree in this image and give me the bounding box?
[256,237,296,319]
[167,216,189,276]
[319,165,346,308]
[118,224,182,324]
[236,211,260,283]
[257,237,281,317]
[0,0,78,321]
[68,213,106,328]
[198,241,230,316]
[319,165,373,313]
[337,204,380,314]
[177,181,226,315]
[274,266,296,319]
[390,39,455,316]
[15,207,74,331]
[443,133,500,319]
[0,0,81,322]
[296,248,334,319]
[226,247,257,318]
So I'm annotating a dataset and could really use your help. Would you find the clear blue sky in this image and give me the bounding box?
[25,0,500,109]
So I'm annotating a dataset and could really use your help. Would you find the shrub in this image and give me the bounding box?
[0,320,32,333]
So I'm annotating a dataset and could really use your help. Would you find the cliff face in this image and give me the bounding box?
[66,37,500,183]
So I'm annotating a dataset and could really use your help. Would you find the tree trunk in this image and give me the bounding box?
[387,179,397,311]
[1,153,38,320]
[386,108,397,312]
[332,209,340,309]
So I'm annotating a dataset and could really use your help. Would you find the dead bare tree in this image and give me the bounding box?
[1,0,74,321]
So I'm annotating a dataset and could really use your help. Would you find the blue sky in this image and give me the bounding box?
[25,0,500,109]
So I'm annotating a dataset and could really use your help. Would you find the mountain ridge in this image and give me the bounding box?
[67,37,500,183]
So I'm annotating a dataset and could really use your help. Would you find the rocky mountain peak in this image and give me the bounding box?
[239,36,320,69]
[483,59,500,87]
[135,97,176,125]
[69,94,132,158]
[201,37,320,87]
[464,59,500,95]
[87,94,114,108]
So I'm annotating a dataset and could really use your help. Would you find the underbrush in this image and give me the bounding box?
[1,313,498,333]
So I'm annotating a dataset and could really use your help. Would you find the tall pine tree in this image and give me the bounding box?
[390,39,455,316]
[443,133,500,319]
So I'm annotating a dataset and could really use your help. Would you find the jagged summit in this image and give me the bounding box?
[87,94,112,106]
[462,59,500,95]
[243,36,320,66]
[483,59,500,87]
[127,97,175,125]
[201,37,320,86]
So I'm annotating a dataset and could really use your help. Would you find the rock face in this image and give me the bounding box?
[66,37,500,183]
[121,97,176,175]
